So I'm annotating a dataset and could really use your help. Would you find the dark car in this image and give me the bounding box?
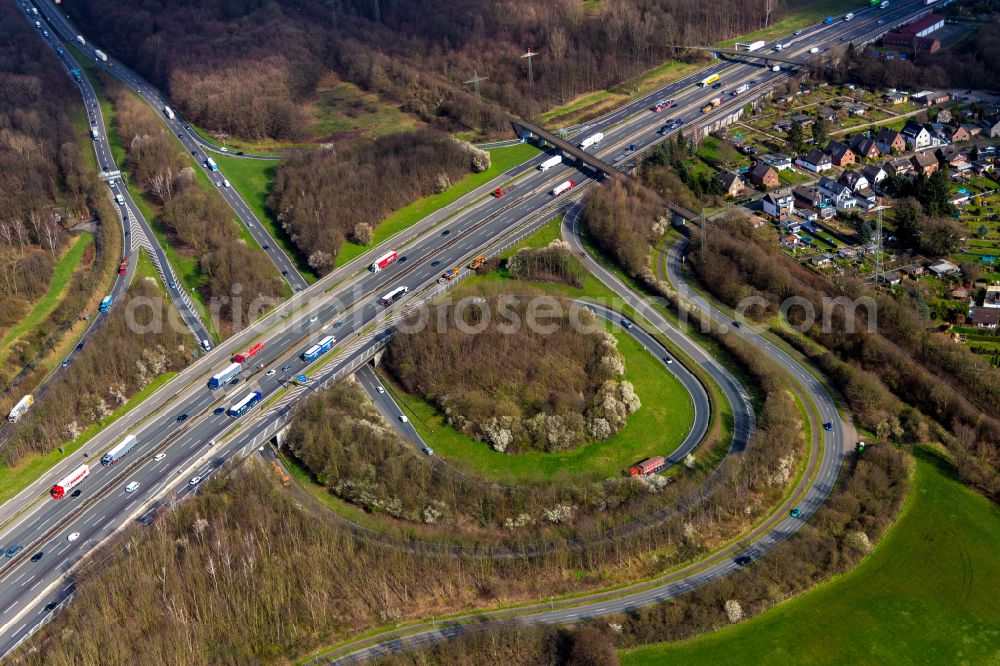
[732,321,741,328]
[70,489,82,498]
[5,545,22,558]
[75,342,85,351]
[712,82,722,89]
[431,260,441,267]
[333,322,343,329]
[229,377,240,386]
[281,365,293,372]
[621,318,634,330]
[176,413,188,422]
[734,555,752,567]
[263,244,270,250]
[43,602,58,612]
[214,407,226,415]
[282,270,289,276]
[823,422,833,431]
[30,551,44,562]
[441,229,450,236]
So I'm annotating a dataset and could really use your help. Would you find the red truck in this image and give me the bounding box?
[629,456,666,476]
[369,251,398,273]
[232,342,264,364]
[51,464,90,499]
[118,258,129,275]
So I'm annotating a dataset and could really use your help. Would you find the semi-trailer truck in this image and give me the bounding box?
[578,132,603,150]
[7,394,33,423]
[232,343,263,364]
[208,362,242,389]
[206,157,219,171]
[629,456,666,476]
[76,35,85,45]
[538,155,563,171]
[698,73,721,87]
[380,286,409,306]
[51,464,90,499]
[101,435,137,467]
[551,180,575,197]
[95,50,108,63]
[701,97,723,113]
[731,83,750,96]
[369,250,398,273]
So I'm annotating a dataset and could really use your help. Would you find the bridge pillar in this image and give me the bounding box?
[273,423,291,449]
[371,349,385,368]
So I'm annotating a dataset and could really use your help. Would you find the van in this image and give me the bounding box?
[115,194,125,205]
[125,481,140,493]
[201,339,211,351]
[222,179,231,188]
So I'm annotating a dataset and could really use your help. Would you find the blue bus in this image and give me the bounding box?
[227,391,262,418]
[301,335,336,363]
[99,294,113,312]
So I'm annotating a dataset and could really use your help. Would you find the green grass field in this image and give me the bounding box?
[311,79,421,139]
[335,143,541,266]
[620,447,1000,665]
[0,233,92,371]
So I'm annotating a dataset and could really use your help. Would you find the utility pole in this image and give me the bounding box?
[873,206,884,284]
[371,0,381,22]
[464,69,487,100]
[521,49,538,86]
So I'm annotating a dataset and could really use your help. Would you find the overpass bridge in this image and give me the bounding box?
[680,46,809,68]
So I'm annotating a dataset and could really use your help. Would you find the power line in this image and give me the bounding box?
[463,69,488,100]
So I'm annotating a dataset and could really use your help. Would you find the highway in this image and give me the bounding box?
[30,0,309,291]
[0,0,929,657]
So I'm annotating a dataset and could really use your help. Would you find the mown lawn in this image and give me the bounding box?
[620,447,1000,666]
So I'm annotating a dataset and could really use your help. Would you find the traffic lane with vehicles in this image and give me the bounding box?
[355,365,429,453]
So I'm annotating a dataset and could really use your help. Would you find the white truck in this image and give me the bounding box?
[731,83,750,96]
[538,154,562,172]
[551,180,575,197]
[745,40,766,52]
[76,35,86,45]
[7,394,34,423]
[95,49,108,63]
[809,47,820,54]
[90,128,99,140]
[578,132,603,150]
[163,106,175,120]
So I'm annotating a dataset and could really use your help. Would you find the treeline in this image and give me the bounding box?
[269,131,486,273]
[385,286,637,454]
[378,444,910,665]
[643,135,724,208]
[108,83,283,333]
[1,280,191,465]
[689,213,1000,497]
[582,179,666,278]
[507,240,585,288]
[0,4,87,333]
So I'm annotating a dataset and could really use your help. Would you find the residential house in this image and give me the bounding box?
[949,286,970,301]
[759,153,793,171]
[810,254,833,268]
[779,234,800,248]
[782,219,804,234]
[969,306,999,328]
[875,128,905,154]
[983,114,1000,138]
[880,270,902,286]
[837,247,859,261]
[792,185,836,220]
[901,120,931,150]
[973,159,995,174]
[796,149,833,173]
[849,135,881,161]
[791,113,814,127]
[762,191,795,218]
[846,103,867,116]
[885,157,915,178]
[884,91,909,105]
[816,106,838,122]
[911,151,938,176]
[928,123,951,147]
[817,176,858,211]
[948,125,970,143]
[839,170,869,192]
[912,90,950,107]
[960,123,982,137]
[717,171,746,198]
[984,286,1000,309]
[826,141,856,167]
[900,264,925,279]
[749,162,780,189]
[928,259,960,276]
[862,164,888,188]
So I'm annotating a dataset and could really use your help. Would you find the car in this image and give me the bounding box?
[431,260,441,267]
[266,369,276,377]
[665,357,673,364]
[790,507,801,518]
[282,270,289,276]
[793,29,802,35]
[5,545,22,558]
[282,365,293,372]
[263,244,270,250]
[75,342,85,351]
[191,150,198,156]
[237,151,245,156]
[399,415,409,423]
[421,445,434,456]
[219,146,228,152]
[333,321,344,329]
[732,321,741,328]
[214,407,226,415]
[188,476,202,486]
[840,36,847,41]
[441,229,450,236]
[176,413,188,422]
[154,453,166,461]
[67,532,80,542]
[823,422,833,431]
[877,18,884,24]
[712,82,722,89]
[168,280,176,289]
[309,315,319,323]
[621,318,634,329]
[62,359,70,368]
[734,555,752,567]
[229,377,240,386]
[70,489,82,499]
[125,481,140,493]
[30,552,44,562]
[177,133,183,138]
[43,602,58,612]
[376,385,385,394]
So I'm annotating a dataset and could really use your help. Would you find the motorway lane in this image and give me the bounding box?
[31,0,308,291]
[356,366,428,452]
[0,0,927,651]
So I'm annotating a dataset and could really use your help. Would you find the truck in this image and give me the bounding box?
[737,40,766,52]
[70,68,81,81]
[731,83,750,96]
[232,343,263,364]
[301,335,336,363]
[95,49,108,63]
[99,294,113,312]
[7,394,34,423]
[823,16,835,24]
[551,180,575,197]
[51,464,90,499]
[205,157,218,172]
[844,12,854,21]
[118,258,129,275]
[629,456,666,476]
[369,250,398,273]
[90,128,99,140]
[538,154,563,172]
[76,35,85,45]
[651,98,674,112]
[101,434,137,467]
[207,362,241,389]
[701,97,723,113]
[163,106,175,120]
[698,73,721,87]
[227,391,262,418]
[809,46,821,54]
[380,286,408,306]
[578,132,603,150]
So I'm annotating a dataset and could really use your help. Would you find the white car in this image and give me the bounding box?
[153,453,166,461]
[421,445,434,456]
[376,386,385,394]
[399,415,409,423]
[125,481,140,493]
[67,532,80,542]
[266,369,276,377]
[219,146,229,152]
[188,476,202,486]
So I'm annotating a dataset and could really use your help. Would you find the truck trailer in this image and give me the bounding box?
[7,394,34,423]
[538,154,563,171]
[551,180,575,197]
[629,456,667,476]
[577,132,603,150]
[51,464,90,499]
[232,343,263,364]
[94,49,108,63]
[369,251,399,273]
[101,435,137,467]
[208,362,242,389]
